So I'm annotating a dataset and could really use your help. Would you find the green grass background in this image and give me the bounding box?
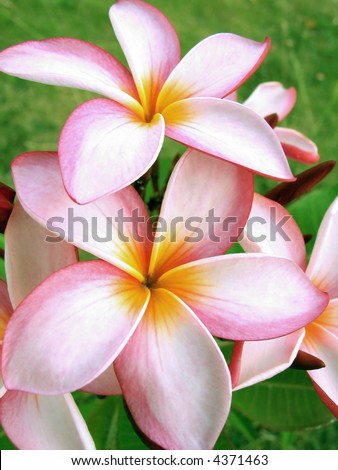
[0,0,337,450]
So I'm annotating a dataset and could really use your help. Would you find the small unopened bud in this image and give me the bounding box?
[266,160,336,206]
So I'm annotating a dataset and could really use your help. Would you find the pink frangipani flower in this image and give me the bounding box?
[0,0,293,204]
[0,203,95,449]
[241,82,319,164]
[230,194,338,418]
[2,149,328,449]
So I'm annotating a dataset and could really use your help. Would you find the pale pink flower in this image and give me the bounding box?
[0,0,293,204]
[240,81,319,164]
[231,194,338,418]
[2,149,327,449]
[0,203,95,449]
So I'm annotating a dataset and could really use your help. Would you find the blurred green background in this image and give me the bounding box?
[0,0,337,450]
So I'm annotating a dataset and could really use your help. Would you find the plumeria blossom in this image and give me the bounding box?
[0,203,95,449]
[0,0,293,204]
[2,150,328,450]
[232,81,319,164]
[230,194,338,418]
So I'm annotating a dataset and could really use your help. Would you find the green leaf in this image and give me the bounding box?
[78,394,148,450]
[0,425,16,449]
[231,368,335,431]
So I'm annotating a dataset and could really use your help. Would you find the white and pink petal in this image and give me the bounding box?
[2,260,150,394]
[110,0,180,115]
[157,35,270,109]
[275,127,319,164]
[59,98,165,204]
[302,323,338,412]
[163,97,293,181]
[306,196,338,298]
[240,193,307,270]
[243,82,296,121]
[5,202,78,309]
[158,253,329,340]
[12,151,152,279]
[149,149,253,278]
[115,288,231,450]
[0,37,140,111]
[0,391,95,449]
[230,329,305,390]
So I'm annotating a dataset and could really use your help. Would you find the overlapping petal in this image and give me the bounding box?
[316,299,338,337]
[2,260,150,394]
[149,149,253,278]
[302,323,338,410]
[82,364,122,396]
[0,280,13,347]
[239,193,307,270]
[110,0,180,116]
[12,151,151,279]
[275,127,319,164]
[115,288,231,450]
[163,97,293,181]
[59,98,165,203]
[0,392,95,449]
[156,35,270,110]
[230,330,305,390]
[306,197,338,297]
[158,254,329,340]
[243,81,296,121]
[0,38,140,112]
[5,202,78,309]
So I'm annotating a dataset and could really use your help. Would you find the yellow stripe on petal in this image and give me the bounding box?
[144,288,182,335]
[307,298,338,338]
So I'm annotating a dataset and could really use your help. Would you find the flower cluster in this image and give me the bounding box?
[0,0,336,450]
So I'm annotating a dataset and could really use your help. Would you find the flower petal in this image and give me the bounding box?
[82,364,122,396]
[230,329,305,390]
[5,202,78,309]
[239,193,307,270]
[12,151,151,279]
[0,391,95,449]
[157,35,270,110]
[110,0,180,115]
[59,98,165,204]
[243,82,296,121]
[158,254,329,340]
[0,280,13,341]
[2,260,150,394]
[303,323,338,410]
[163,97,293,181]
[275,127,319,164]
[115,288,231,450]
[306,197,338,297]
[0,38,140,112]
[149,149,253,278]
[312,382,338,418]
[315,298,338,337]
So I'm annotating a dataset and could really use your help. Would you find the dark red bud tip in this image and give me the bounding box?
[264,113,279,129]
[303,233,313,244]
[265,160,336,206]
[0,182,16,233]
[291,350,325,370]
[0,182,15,205]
